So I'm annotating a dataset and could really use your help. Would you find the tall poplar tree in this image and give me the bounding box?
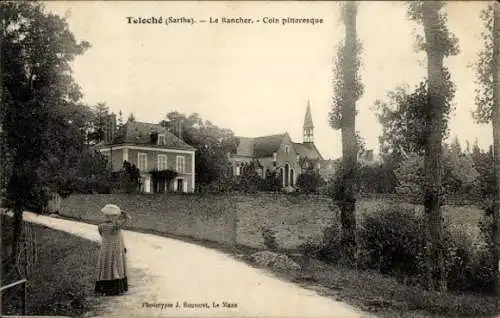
[328,1,364,267]
[407,1,459,291]
[471,2,500,296]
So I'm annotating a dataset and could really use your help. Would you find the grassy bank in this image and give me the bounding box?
[289,257,498,318]
[1,216,100,316]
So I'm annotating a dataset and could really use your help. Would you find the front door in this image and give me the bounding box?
[176,179,184,192]
[284,164,289,186]
[158,179,166,193]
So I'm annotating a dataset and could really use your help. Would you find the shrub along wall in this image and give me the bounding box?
[58,193,238,245]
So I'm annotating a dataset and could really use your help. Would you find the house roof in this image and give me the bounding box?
[293,142,323,160]
[233,132,324,161]
[234,133,286,158]
[235,137,255,157]
[253,133,287,157]
[106,121,195,151]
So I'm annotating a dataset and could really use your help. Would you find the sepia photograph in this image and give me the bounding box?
[0,0,499,317]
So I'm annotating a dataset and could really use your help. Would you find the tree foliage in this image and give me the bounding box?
[1,1,91,256]
[375,78,456,161]
[231,161,263,193]
[406,0,460,292]
[472,3,494,124]
[297,169,325,194]
[406,1,460,57]
[160,111,239,189]
[355,162,398,194]
[2,2,91,193]
[111,160,141,193]
[61,149,112,195]
[327,1,363,268]
[261,169,282,192]
[355,131,366,155]
[471,142,495,202]
[470,3,500,296]
[328,6,364,130]
[86,102,110,145]
[394,144,479,200]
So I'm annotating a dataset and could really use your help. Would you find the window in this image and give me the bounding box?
[158,154,167,170]
[285,146,289,154]
[273,152,277,161]
[138,153,147,170]
[235,165,241,176]
[317,163,321,169]
[176,155,185,173]
[158,134,166,145]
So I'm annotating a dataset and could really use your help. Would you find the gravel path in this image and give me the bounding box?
[22,212,372,318]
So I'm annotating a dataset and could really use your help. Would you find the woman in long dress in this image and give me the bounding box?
[95,204,131,296]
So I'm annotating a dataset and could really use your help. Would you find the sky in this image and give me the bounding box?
[44,1,492,159]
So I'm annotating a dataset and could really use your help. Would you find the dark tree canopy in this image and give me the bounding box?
[472,4,494,124]
[375,77,456,161]
[1,2,91,209]
[1,2,93,258]
[160,111,239,189]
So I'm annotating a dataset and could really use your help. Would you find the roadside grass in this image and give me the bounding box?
[289,257,498,318]
[1,216,100,316]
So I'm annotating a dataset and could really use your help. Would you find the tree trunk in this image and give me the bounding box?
[492,1,500,299]
[422,2,446,292]
[338,1,358,268]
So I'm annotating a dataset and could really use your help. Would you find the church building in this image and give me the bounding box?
[228,100,325,188]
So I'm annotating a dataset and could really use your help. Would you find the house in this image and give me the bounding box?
[96,120,196,193]
[228,100,325,188]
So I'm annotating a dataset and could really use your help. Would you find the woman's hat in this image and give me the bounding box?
[101,204,121,216]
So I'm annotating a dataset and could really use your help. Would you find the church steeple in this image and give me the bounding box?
[303,99,314,143]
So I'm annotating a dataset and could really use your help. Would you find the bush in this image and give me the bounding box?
[259,170,282,192]
[356,163,398,194]
[314,203,495,294]
[261,227,279,251]
[317,224,343,263]
[297,170,325,193]
[394,149,479,201]
[357,205,424,276]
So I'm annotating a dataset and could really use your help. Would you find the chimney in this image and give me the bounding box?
[104,113,117,144]
[177,120,183,140]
